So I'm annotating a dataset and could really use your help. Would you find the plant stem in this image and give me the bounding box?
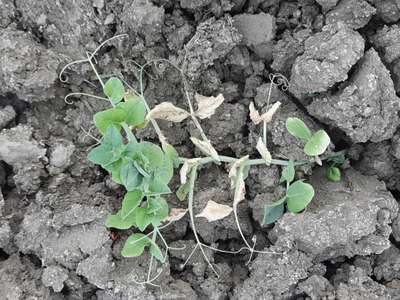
[147,230,157,282]
[187,165,219,277]
[121,122,137,143]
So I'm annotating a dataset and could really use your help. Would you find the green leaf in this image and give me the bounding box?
[163,143,180,168]
[103,126,123,149]
[263,197,286,225]
[147,197,169,226]
[105,211,136,229]
[134,207,152,231]
[326,166,341,182]
[94,107,127,134]
[304,130,330,156]
[176,182,190,201]
[121,233,151,257]
[117,95,147,127]
[286,180,315,213]
[327,152,346,165]
[147,177,171,196]
[87,129,124,167]
[120,162,142,191]
[150,242,165,262]
[286,117,312,140]
[88,144,113,166]
[154,153,174,185]
[121,190,143,219]
[104,77,125,105]
[139,142,164,169]
[280,160,295,184]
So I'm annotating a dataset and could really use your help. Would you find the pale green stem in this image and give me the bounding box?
[187,165,219,277]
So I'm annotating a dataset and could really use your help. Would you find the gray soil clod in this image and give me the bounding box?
[1,0,400,299]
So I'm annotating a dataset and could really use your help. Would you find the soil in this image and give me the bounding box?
[1,0,400,299]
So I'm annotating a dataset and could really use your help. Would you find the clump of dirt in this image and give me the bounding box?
[1,0,400,299]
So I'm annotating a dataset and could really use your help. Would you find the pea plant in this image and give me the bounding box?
[61,35,344,285]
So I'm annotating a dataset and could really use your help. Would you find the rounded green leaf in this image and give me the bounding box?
[117,96,146,127]
[120,162,142,191]
[163,143,180,169]
[263,197,286,225]
[121,190,143,219]
[304,130,330,156]
[102,126,123,148]
[326,166,341,182]
[286,180,315,213]
[286,117,312,140]
[147,177,171,196]
[105,211,136,229]
[88,144,112,166]
[104,77,125,104]
[139,142,164,169]
[154,154,174,185]
[121,233,151,257]
[94,107,127,134]
[134,207,151,231]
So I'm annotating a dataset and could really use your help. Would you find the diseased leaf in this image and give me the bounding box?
[195,200,233,222]
[194,93,225,119]
[190,137,220,161]
[164,208,188,222]
[249,102,262,125]
[228,156,249,188]
[249,102,281,124]
[176,182,190,201]
[280,160,295,184]
[233,170,246,207]
[263,197,286,225]
[121,233,151,257]
[260,101,281,123]
[121,190,143,219]
[286,180,315,213]
[104,77,125,104]
[304,130,330,156]
[105,211,136,229]
[180,158,201,184]
[326,166,341,182]
[147,102,190,122]
[256,138,272,165]
[286,117,312,141]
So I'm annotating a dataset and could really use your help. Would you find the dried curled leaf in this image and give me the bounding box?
[228,156,249,188]
[164,208,188,223]
[256,138,272,165]
[180,158,201,184]
[147,102,190,122]
[249,102,262,125]
[190,137,220,161]
[195,200,233,222]
[233,171,246,207]
[194,93,225,119]
[249,101,281,125]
